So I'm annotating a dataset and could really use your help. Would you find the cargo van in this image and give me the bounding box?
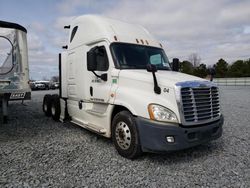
[43,15,223,158]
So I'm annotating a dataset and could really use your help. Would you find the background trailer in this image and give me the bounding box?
[0,21,30,123]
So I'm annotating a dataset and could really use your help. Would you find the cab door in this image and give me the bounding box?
[87,42,112,104]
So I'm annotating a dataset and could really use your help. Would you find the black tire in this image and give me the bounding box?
[51,94,61,121]
[112,111,142,159]
[3,116,8,124]
[43,94,52,116]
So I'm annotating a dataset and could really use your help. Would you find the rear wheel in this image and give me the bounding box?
[112,111,142,159]
[43,94,52,116]
[51,94,61,121]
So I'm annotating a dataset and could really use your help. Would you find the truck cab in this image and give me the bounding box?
[43,15,223,159]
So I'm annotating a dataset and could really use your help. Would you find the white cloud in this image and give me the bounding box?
[30,22,45,33]
[29,64,58,80]
[26,31,58,80]
[243,26,250,34]
[28,32,44,51]
[54,16,75,30]
[57,0,113,15]
[102,0,250,64]
[57,0,91,14]
[18,0,250,79]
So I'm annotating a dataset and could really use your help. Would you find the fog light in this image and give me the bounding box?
[166,136,175,143]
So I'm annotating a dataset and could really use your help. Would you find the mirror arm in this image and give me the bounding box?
[147,64,161,94]
[91,71,107,81]
[92,71,101,78]
[152,72,161,94]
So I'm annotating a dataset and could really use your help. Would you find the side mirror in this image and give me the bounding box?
[172,58,179,72]
[87,49,97,71]
[100,73,107,81]
[146,64,157,72]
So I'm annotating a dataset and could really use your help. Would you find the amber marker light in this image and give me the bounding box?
[148,104,155,120]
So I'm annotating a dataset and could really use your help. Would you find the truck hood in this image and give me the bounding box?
[118,70,204,88]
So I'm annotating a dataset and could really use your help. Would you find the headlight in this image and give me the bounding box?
[148,104,178,123]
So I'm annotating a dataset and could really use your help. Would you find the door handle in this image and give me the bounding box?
[78,100,83,109]
[90,86,93,96]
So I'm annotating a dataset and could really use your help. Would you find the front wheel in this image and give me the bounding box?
[112,111,142,159]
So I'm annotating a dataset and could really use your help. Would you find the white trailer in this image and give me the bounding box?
[43,15,223,158]
[0,21,31,123]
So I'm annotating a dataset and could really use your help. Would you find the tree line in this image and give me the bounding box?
[179,55,250,78]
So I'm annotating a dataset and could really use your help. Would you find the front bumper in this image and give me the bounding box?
[135,116,223,153]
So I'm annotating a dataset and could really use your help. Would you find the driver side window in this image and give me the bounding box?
[95,46,109,71]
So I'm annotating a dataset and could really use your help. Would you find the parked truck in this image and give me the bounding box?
[0,21,31,123]
[43,15,223,159]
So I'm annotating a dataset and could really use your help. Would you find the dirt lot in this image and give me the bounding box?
[0,87,249,187]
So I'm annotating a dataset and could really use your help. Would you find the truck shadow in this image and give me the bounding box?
[140,141,224,163]
[0,101,224,164]
[65,121,224,163]
[0,101,57,141]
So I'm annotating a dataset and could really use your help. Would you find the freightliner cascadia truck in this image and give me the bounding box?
[0,21,31,123]
[42,15,223,159]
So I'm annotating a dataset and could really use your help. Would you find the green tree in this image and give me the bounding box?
[227,60,249,77]
[180,61,194,75]
[245,59,250,76]
[214,58,228,78]
[193,63,208,78]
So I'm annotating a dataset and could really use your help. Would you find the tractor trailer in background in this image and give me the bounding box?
[0,21,31,123]
[43,15,223,158]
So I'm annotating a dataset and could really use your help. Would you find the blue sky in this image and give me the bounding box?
[1,0,250,80]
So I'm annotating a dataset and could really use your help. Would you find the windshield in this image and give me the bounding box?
[111,43,171,70]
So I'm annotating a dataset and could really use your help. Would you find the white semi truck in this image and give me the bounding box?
[43,15,223,158]
[0,21,31,123]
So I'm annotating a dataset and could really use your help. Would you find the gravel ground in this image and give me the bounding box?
[0,87,249,188]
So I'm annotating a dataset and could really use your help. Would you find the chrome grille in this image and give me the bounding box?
[180,86,220,124]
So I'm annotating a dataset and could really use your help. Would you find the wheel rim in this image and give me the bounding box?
[44,103,47,112]
[115,121,131,150]
[51,105,55,116]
